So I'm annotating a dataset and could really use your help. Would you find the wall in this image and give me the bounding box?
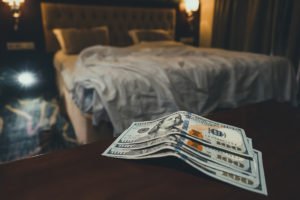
[199,0,215,47]
[0,0,45,51]
[0,0,194,52]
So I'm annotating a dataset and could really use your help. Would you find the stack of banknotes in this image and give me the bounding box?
[102,111,267,195]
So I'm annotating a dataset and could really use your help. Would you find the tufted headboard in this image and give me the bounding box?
[41,3,176,52]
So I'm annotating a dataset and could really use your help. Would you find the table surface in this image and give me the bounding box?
[1,101,299,200]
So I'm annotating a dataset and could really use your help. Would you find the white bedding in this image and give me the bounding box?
[61,41,297,136]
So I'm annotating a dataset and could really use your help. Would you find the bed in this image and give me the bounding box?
[41,3,297,144]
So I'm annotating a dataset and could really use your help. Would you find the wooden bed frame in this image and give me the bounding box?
[41,2,177,144]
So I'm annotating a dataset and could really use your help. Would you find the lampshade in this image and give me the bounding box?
[2,0,25,10]
[184,0,200,13]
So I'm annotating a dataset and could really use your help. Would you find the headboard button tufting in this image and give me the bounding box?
[41,3,176,52]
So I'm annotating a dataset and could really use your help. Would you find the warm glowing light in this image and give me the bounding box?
[13,12,20,18]
[184,0,200,14]
[2,0,25,10]
[17,72,37,87]
[2,0,25,30]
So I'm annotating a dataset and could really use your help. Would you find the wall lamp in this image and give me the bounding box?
[178,0,200,46]
[180,0,200,25]
[2,0,25,31]
[183,0,200,16]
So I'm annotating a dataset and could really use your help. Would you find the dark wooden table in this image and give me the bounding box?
[1,101,299,200]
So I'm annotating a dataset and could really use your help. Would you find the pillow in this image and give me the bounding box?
[53,26,109,54]
[128,29,173,44]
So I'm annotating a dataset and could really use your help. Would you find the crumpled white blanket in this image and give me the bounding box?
[64,41,297,136]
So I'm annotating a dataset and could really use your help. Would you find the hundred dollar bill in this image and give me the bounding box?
[115,135,256,176]
[103,142,266,195]
[247,138,252,147]
[138,149,266,195]
[103,141,255,178]
[116,136,253,152]
[247,138,253,153]
[176,149,267,195]
[103,142,170,159]
[116,111,253,158]
[173,111,253,157]
[178,136,255,176]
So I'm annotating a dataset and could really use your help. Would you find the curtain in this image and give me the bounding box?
[286,1,300,70]
[212,0,300,70]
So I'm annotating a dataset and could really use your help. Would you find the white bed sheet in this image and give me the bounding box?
[54,51,112,143]
[58,42,298,136]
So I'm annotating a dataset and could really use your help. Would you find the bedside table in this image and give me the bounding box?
[0,51,57,101]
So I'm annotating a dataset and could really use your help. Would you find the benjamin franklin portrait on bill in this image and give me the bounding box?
[148,113,183,136]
